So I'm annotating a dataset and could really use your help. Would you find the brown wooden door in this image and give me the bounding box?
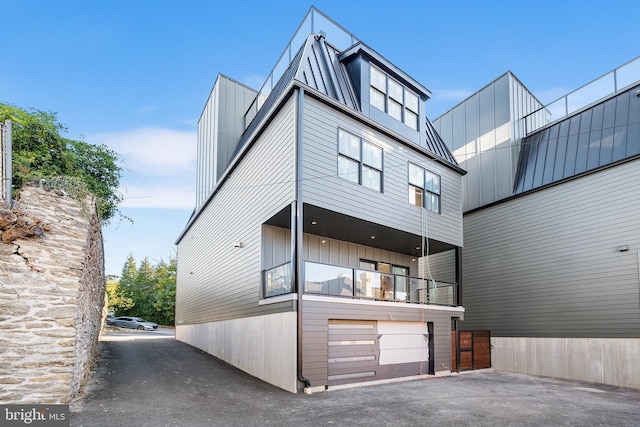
[452,330,491,371]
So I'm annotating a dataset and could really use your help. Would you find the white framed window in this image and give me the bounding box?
[338,129,383,192]
[369,65,421,130]
[408,162,440,213]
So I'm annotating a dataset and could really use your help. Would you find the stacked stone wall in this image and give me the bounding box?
[0,183,105,403]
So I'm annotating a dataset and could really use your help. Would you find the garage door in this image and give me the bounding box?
[327,320,432,386]
[327,320,378,385]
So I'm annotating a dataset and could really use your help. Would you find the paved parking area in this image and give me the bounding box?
[71,330,640,426]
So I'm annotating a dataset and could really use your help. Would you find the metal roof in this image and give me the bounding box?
[513,83,640,194]
[235,33,459,170]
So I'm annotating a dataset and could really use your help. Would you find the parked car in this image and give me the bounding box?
[108,316,158,330]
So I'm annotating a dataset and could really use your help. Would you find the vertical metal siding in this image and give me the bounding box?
[195,76,258,209]
[434,73,543,212]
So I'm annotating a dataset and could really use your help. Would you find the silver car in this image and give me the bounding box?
[109,316,158,330]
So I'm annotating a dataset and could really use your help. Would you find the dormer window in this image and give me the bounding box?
[370,65,419,131]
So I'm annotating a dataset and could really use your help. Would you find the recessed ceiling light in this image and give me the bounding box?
[370,236,375,239]
[311,221,317,225]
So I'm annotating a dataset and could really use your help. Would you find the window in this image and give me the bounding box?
[338,129,383,192]
[357,260,409,301]
[408,163,440,213]
[370,65,420,130]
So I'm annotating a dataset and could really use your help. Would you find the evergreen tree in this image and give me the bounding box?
[119,254,138,286]
[152,258,177,325]
[110,254,137,316]
[108,254,176,325]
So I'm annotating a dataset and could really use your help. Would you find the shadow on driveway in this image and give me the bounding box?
[71,330,640,427]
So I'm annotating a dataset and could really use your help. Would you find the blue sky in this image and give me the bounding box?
[1,1,638,276]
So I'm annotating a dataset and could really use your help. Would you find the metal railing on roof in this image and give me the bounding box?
[524,55,640,135]
[243,7,359,128]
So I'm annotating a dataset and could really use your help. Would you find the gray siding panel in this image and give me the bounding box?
[461,159,640,338]
[176,96,297,325]
[302,96,463,247]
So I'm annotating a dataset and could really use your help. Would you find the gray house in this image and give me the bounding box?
[175,8,466,393]
[433,58,640,389]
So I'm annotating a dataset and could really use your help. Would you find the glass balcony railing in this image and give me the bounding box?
[524,56,640,134]
[263,261,458,306]
[303,261,457,306]
[264,262,292,298]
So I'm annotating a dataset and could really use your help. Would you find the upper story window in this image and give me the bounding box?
[338,129,383,192]
[408,163,440,213]
[370,66,420,131]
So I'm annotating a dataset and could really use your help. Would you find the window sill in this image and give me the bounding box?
[259,293,298,305]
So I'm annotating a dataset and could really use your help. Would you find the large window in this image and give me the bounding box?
[338,129,383,192]
[370,66,420,130]
[408,163,440,213]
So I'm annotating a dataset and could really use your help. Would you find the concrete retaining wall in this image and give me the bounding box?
[0,184,105,403]
[176,311,297,392]
[492,337,640,389]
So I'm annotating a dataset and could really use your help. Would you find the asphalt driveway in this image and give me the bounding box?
[71,330,640,427]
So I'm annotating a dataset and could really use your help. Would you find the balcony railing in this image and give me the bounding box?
[524,55,640,134]
[264,262,292,298]
[243,7,359,128]
[263,261,458,306]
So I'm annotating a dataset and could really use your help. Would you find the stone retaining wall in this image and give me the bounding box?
[0,183,105,403]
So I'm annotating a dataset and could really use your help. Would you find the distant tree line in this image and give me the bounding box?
[0,103,123,223]
[108,254,176,326]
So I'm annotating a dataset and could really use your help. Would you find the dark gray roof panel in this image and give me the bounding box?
[233,38,306,158]
[237,33,459,171]
[295,34,359,110]
[514,84,640,194]
[424,118,458,166]
[339,42,432,99]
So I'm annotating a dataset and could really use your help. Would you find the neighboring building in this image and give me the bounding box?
[434,57,640,388]
[175,8,466,393]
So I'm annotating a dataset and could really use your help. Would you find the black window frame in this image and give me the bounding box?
[370,65,420,131]
[408,162,441,213]
[338,128,383,192]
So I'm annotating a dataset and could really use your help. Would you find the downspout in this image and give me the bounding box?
[295,87,310,390]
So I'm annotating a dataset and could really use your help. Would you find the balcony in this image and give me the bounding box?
[264,261,458,306]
